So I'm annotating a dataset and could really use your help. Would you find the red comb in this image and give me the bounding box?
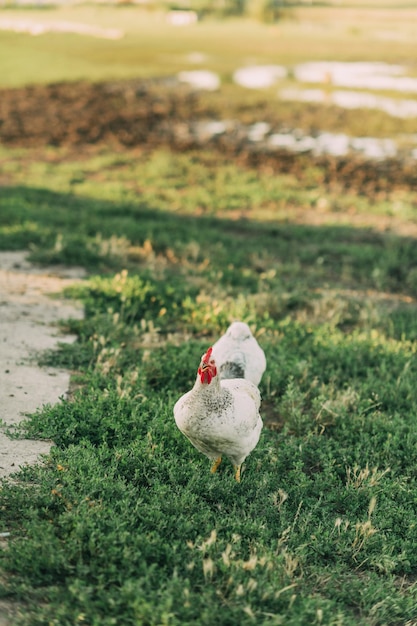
[202,347,213,364]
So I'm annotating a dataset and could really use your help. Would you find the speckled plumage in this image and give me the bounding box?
[174,350,263,478]
[211,321,266,386]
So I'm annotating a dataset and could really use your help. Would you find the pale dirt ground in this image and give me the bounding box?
[0,250,85,625]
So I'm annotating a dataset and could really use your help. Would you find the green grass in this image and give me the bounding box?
[1,147,417,296]
[1,141,417,624]
[1,5,417,622]
[1,4,417,88]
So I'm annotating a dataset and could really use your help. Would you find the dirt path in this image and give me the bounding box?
[0,251,85,625]
[0,251,85,478]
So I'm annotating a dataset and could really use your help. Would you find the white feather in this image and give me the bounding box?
[174,359,263,470]
[211,321,266,386]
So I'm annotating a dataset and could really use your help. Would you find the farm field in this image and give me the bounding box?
[1,3,417,87]
[1,3,417,625]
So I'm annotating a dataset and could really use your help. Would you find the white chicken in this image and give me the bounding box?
[211,321,266,386]
[174,347,263,482]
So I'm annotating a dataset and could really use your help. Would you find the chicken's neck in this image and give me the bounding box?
[192,372,233,413]
[193,373,222,396]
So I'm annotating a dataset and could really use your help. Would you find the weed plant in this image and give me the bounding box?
[1,145,417,625]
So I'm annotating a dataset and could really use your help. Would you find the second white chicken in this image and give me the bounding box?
[212,321,266,386]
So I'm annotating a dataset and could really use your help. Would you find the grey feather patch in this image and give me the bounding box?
[219,361,245,380]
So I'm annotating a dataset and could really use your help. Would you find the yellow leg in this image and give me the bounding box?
[210,456,222,474]
[234,465,241,483]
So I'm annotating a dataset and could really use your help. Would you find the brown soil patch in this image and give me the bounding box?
[0,79,416,196]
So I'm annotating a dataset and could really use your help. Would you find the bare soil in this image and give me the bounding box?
[0,79,416,196]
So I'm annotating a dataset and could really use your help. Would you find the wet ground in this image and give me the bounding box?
[0,78,416,196]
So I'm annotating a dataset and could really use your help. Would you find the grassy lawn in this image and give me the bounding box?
[1,4,417,625]
[1,142,417,624]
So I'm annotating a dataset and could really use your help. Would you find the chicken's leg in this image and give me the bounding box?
[234,465,241,483]
[210,456,222,474]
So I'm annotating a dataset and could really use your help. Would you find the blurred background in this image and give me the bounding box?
[1,0,417,271]
[0,0,417,168]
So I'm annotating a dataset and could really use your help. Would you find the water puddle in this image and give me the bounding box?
[293,61,417,94]
[233,65,287,89]
[173,61,417,159]
[280,87,417,119]
[177,70,220,91]
[267,131,398,160]
[190,120,415,161]
[177,60,417,122]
